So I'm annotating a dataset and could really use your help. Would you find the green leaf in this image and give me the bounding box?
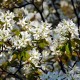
[24,45,34,51]
[0,41,4,45]
[12,48,31,61]
[65,43,72,59]
[23,52,31,61]
[12,29,20,36]
[1,62,9,69]
[0,21,4,25]
[17,51,30,61]
[58,45,65,52]
[66,43,70,54]
[39,42,48,48]
[12,54,17,61]
[13,17,19,21]
[33,39,49,48]
[38,39,49,48]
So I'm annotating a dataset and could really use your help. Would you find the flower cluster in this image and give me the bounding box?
[0,7,80,80]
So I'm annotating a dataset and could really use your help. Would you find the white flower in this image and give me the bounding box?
[29,21,52,40]
[29,48,41,60]
[0,28,11,41]
[50,40,62,55]
[54,19,79,40]
[20,31,31,42]
[42,50,50,59]
[29,48,41,67]
[22,64,32,75]
[11,31,31,48]
[17,18,28,27]
[0,10,15,29]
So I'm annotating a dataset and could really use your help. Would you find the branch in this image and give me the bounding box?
[31,1,45,22]
[71,0,80,29]
[9,3,32,11]
[57,57,66,74]
[9,1,45,22]
[71,60,79,69]
[58,60,66,73]
[14,56,23,74]
[51,0,61,21]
